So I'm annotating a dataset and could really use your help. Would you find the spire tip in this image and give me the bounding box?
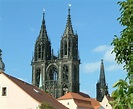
[68,4,71,7]
[43,9,45,13]
[68,4,71,15]
[43,8,45,19]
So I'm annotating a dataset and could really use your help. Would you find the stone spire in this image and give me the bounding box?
[96,59,109,102]
[63,4,74,36]
[0,49,5,72]
[99,59,106,87]
[60,4,79,60]
[36,10,48,42]
[33,10,51,62]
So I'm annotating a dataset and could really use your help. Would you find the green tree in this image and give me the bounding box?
[110,0,133,109]
[39,102,57,109]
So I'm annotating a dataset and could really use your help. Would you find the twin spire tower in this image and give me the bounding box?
[31,5,80,98]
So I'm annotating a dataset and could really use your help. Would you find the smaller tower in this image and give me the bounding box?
[96,59,108,102]
[0,49,5,72]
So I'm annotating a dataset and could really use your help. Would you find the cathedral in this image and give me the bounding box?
[31,7,80,98]
[0,6,109,101]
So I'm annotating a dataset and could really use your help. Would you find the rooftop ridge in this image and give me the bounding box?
[1,72,68,109]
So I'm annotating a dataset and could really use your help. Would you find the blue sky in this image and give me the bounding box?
[0,0,127,97]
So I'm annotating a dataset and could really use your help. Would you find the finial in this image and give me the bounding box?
[68,4,71,8]
[101,59,103,63]
[43,9,45,19]
[68,4,71,15]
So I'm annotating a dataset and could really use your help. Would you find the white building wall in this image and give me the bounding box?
[100,96,112,109]
[58,99,77,109]
[0,73,40,109]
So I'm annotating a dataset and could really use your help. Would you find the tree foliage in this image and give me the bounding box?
[39,102,57,109]
[111,0,132,71]
[110,0,133,109]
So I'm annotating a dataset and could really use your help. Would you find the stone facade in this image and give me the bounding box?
[31,8,80,98]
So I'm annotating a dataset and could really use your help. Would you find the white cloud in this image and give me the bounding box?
[81,45,123,74]
[93,45,108,52]
[93,45,115,62]
[106,64,123,71]
[82,61,100,73]
[103,46,115,62]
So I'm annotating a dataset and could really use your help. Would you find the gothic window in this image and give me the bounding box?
[49,70,53,80]
[34,46,37,61]
[64,41,67,55]
[35,68,41,87]
[42,44,44,59]
[38,44,41,58]
[49,67,58,81]
[62,65,68,81]
[68,40,70,52]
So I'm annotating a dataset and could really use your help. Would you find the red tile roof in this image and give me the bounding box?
[1,72,68,109]
[78,92,91,98]
[58,92,101,109]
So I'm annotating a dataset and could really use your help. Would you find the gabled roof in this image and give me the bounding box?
[58,92,90,101]
[105,95,114,101]
[0,72,68,109]
[58,92,101,109]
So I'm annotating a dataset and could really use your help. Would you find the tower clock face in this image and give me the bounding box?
[63,65,68,81]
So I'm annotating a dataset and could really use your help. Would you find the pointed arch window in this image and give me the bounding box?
[63,65,68,81]
[35,68,41,87]
[64,40,67,55]
[42,44,44,59]
[38,44,41,58]
[49,67,58,81]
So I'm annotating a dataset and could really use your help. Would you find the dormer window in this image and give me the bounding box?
[2,87,7,96]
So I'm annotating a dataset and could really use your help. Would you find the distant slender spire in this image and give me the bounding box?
[99,59,106,87]
[96,59,109,102]
[0,49,5,72]
[63,4,74,36]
